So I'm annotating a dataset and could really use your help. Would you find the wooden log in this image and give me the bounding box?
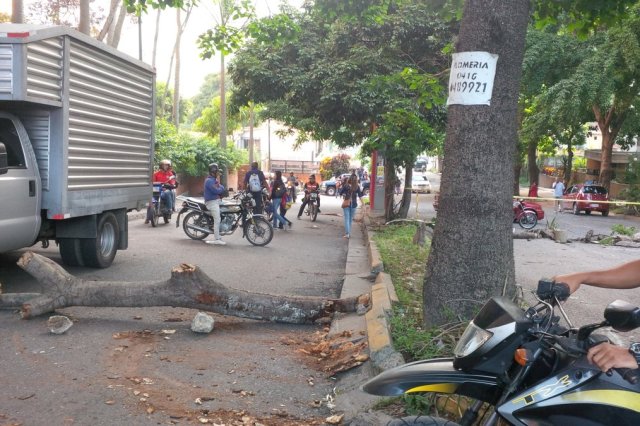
[15,251,370,323]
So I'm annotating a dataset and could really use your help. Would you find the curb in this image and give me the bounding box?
[361,215,405,372]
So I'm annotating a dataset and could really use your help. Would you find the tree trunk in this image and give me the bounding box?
[423,0,528,327]
[383,156,396,221]
[173,8,181,128]
[513,161,521,196]
[152,8,161,68]
[249,103,255,164]
[397,165,412,219]
[97,0,119,42]
[564,139,573,186]
[11,0,23,23]
[527,139,539,185]
[78,0,90,34]
[220,54,228,186]
[111,3,127,48]
[4,252,369,324]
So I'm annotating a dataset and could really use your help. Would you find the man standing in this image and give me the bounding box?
[244,161,267,213]
[552,177,565,213]
[204,163,226,246]
[288,171,298,202]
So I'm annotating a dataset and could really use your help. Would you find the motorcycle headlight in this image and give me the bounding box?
[454,321,493,358]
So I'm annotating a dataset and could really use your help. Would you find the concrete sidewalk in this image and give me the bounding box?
[329,209,404,424]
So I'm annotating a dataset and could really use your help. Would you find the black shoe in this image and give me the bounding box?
[278,225,284,229]
[317,209,321,213]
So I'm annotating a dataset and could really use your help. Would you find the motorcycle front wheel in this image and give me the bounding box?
[518,210,537,229]
[182,211,210,240]
[310,203,318,222]
[244,216,274,246]
[388,416,460,426]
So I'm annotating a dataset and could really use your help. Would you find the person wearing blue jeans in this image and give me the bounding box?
[339,174,363,239]
[270,171,292,230]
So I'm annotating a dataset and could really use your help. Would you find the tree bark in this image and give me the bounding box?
[12,0,24,23]
[97,0,119,42]
[527,139,539,185]
[7,252,369,323]
[109,3,127,48]
[152,8,161,68]
[423,0,529,326]
[173,8,181,128]
[78,0,90,34]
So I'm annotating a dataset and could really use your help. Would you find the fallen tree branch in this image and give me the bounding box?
[13,252,370,323]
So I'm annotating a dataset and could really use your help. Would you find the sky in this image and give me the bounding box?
[1,0,302,98]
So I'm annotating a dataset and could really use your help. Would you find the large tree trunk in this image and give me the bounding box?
[220,54,228,186]
[423,0,528,327]
[397,164,413,219]
[249,103,255,164]
[11,0,23,23]
[2,252,369,323]
[383,156,396,221]
[593,105,625,190]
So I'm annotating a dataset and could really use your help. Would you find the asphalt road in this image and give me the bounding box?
[0,195,354,426]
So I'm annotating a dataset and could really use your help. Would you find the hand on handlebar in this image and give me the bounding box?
[587,342,638,372]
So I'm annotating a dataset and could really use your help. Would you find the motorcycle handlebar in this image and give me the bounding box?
[536,279,570,302]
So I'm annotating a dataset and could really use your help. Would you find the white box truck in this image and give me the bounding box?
[0,24,154,268]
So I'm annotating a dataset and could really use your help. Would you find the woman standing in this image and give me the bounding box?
[339,174,363,239]
[270,171,292,230]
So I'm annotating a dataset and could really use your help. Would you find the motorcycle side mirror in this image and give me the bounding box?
[604,300,640,332]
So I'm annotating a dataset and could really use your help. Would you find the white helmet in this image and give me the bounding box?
[159,159,172,167]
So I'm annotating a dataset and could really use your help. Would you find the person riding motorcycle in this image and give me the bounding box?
[203,163,227,246]
[554,258,640,372]
[146,159,177,224]
[297,174,321,219]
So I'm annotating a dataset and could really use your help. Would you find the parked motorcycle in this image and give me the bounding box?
[513,199,538,229]
[175,191,273,246]
[148,181,175,227]
[363,279,640,425]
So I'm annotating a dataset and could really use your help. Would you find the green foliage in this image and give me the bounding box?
[156,82,191,124]
[623,156,640,184]
[188,73,230,124]
[612,224,636,236]
[194,94,242,137]
[229,0,456,156]
[318,154,351,180]
[197,0,255,58]
[154,118,244,176]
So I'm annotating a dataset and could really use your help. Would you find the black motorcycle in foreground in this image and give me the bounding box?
[175,191,273,246]
[363,280,640,425]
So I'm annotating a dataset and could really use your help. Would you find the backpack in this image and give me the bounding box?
[248,172,262,192]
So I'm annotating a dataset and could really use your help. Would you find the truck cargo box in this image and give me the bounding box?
[0,24,154,219]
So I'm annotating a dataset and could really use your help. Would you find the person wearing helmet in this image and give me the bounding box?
[146,159,177,224]
[204,163,227,245]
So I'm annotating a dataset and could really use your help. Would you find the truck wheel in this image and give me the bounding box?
[82,212,119,268]
[326,187,336,196]
[59,238,85,267]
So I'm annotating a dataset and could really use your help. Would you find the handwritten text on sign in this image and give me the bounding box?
[447,51,498,106]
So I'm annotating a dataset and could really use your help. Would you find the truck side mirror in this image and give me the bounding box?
[0,142,8,175]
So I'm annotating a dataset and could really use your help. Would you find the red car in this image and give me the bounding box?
[561,184,609,216]
[517,200,545,220]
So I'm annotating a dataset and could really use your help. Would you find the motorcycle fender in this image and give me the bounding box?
[362,358,499,403]
[175,207,189,228]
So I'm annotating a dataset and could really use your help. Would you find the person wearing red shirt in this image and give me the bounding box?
[297,174,321,219]
[146,159,177,223]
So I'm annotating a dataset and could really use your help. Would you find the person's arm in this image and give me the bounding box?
[553,259,640,294]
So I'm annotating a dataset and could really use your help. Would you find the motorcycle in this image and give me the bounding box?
[513,199,538,230]
[148,181,175,227]
[303,190,320,222]
[175,190,274,246]
[363,279,640,425]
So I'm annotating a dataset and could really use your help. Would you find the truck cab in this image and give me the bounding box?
[0,115,41,252]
